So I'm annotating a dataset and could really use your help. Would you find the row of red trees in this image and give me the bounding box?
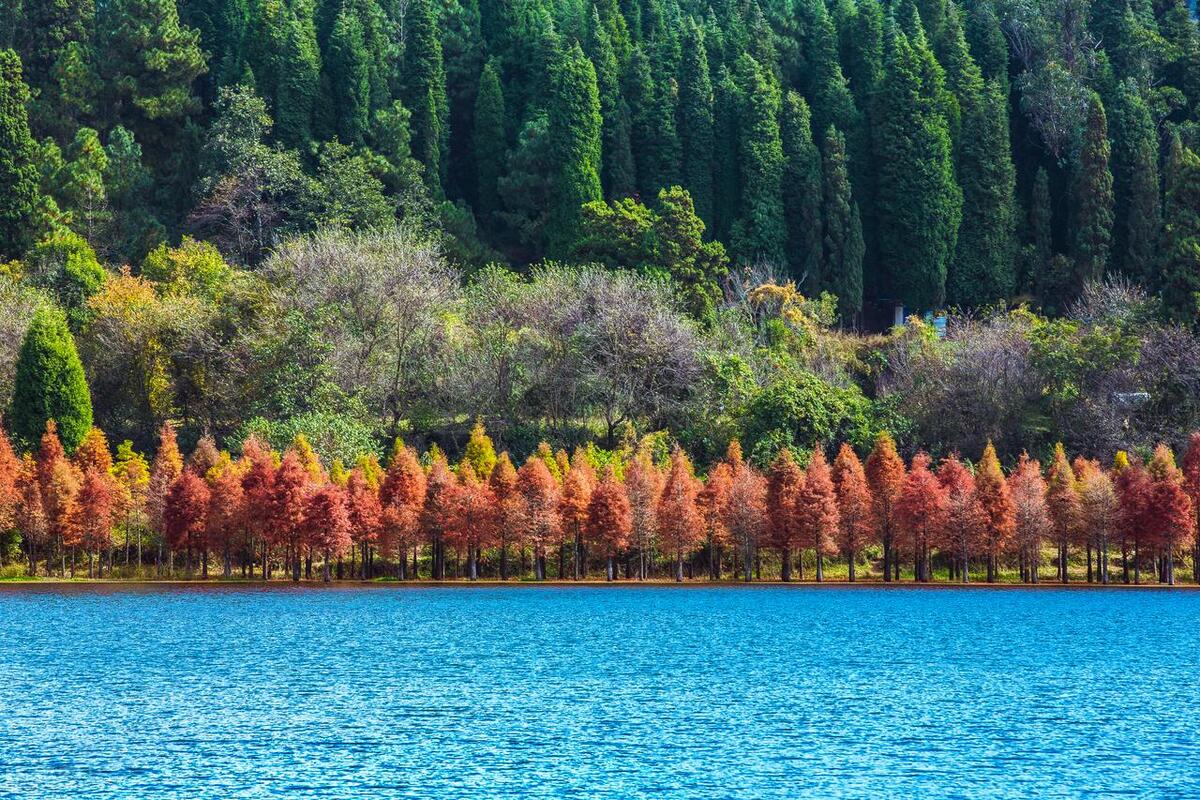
[2,419,1199,584]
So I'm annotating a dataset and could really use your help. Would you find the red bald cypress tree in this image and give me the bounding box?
[72,469,114,577]
[240,435,276,579]
[698,461,732,580]
[345,468,382,579]
[766,449,804,580]
[38,421,80,576]
[1008,453,1050,583]
[560,452,595,579]
[865,432,906,581]
[832,444,872,582]
[1115,456,1152,583]
[723,449,767,582]
[381,443,426,579]
[16,455,46,575]
[164,470,209,575]
[658,448,702,582]
[422,455,459,580]
[0,426,18,536]
[489,452,521,579]
[449,463,494,580]
[205,454,244,578]
[896,452,947,582]
[1182,432,1200,583]
[1075,458,1116,584]
[797,446,839,582]
[271,451,309,582]
[939,454,984,582]
[517,455,560,580]
[1045,443,1080,583]
[305,484,352,582]
[587,466,632,580]
[1146,444,1193,585]
[625,454,662,579]
[975,442,1015,583]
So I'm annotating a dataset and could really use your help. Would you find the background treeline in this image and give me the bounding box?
[1,417,1196,584]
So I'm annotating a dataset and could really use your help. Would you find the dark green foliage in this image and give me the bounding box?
[0,49,45,260]
[497,111,552,255]
[963,0,1007,93]
[587,7,635,198]
[1071,93,1114,287]
[1161,135,1200,324]
[24,228,106,324]
[627,45,679,198]
[472,59,505,226]
[328,4,371,145]
[1026,167,1055,302]
[730,54,785,267]
[873,24,960,310]
[16,0,94,134]
[740,370,875,467]
[821,126,863,322]
[7,303,93,452]
[403,0,449,195]
[780,91,821,286]
[1108,80,1160,286]
[545,43,602,259]
[102,125,163,263]
[948,79,1016,307]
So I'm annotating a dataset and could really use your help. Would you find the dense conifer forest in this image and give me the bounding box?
[3,0,1200,579]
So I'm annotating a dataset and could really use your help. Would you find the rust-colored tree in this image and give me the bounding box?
[164,470,209,575]
[147,422,183,574]
[38,422,80,576]
[1045,443,1080,583]
[1146,444,1194,585]
[766,449,803,580]
[865,432,906,581]
[1115,455,1152,584]
[305,484,351,582]
[975,442,1015,583]
[797,446,839,582]
[832,444,872,582]
[517,455,560,580]
[1008,453,1050,583]
[560,450,595,579]
[0,426,18,536]
[489,452,522,579]
[71,468,114,577]
[15,455,46,575]
[698,461,732,580]
[658,448,702,582]
[73,427,113,476]
[270,451,310,582]
[1182,432,1200,584]
[896,452,947,582]
[205,453,245,578]
[449,463,494,580]
[723,448,767,582]
[938,454,984,582]
[586,466,632,580]
[624,454,662,579]
[345,468,382,578]
[240,435,276,579]
[380,442,426,579]
[1074,458,1115,584]
[422,454,460,579]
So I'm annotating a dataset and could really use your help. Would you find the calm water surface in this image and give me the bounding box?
[0,584,1197,799]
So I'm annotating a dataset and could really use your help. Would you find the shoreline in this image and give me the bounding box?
[1,578,1197,590]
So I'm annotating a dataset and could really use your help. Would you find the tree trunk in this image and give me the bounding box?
[607,555,615,581]
[816,552,824,582]
[848,552,856,582]
[882,533,891,582]
[780,547,791,582]
[675,550,683,582]
[323,549,331,582]
[500,542,508,580]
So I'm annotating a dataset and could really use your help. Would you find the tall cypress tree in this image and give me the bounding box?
[676,20,714,226]
[328,4,371,145]
[16,0,94,131]
[546,42,602,259]
[1161,135,1200,325]
[963,0,1007,94]
[273,8,320,150]
[1025,166,1058,302]
[1071,92,1114,287]
[780,91,822,285]
[1108,79,1160,286]
[586,7,635,198]
[730,53,785,267]
[627,45,679,198]
[441,0,484,202]
[472,58,505,226]
[822,125,864,322]
[873,23,960,309]
[948,78,1016,307]
[8,304,93,453]
[0,49,44,261]
[403,0,448,196]
[711,65,742,243]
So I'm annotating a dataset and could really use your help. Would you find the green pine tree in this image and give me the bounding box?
[1108,80,1160,286]
[963,0,1008,94]
[7,303,93,452]
[403,0,449,196]
[472,58,506,226]
[102,125,163,263]
[586,7,635,197]
[730,53,785,267]
[1025,166,1057,302]
[627,45,679,197]
[872,23,960,310]
[1071,92,1114,287]
[711,65,742,243]
[328,4,371,145]
[948,78,1016,307]
[1161,134,1200,324]
[676,20,713,226]
[780,91,822,285]
[274,8,320,150]
[0,48,45,261]
[546,43,602,259]
[821,125,864,322]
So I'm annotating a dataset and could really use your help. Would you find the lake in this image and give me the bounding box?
[0,584,1197,799]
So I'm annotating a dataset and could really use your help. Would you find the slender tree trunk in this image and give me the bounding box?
[816,552,824,582]
[500,541,508,580]
[469,545,478,581]
[1134,540,1141,584]
[848,551,856,582]
[1086,544,1093,583]
[780,547,791,582]
[675,550,683,582]
[607,555,615,581]
[323,549,331,582]
[882,532,892,582]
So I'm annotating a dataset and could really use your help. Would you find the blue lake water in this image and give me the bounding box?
[1,584,1198,799]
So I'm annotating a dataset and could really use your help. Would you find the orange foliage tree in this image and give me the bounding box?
[305,484,351,582]
[560,451,595,579]
[832,444,872,582]
[587,466,632,580]
[1146,444,1194,585]
[939,454,984,582]
[381,443,426,579]
[72,469,114,577]
[489,452,521,579]
[658,448,702,582]
[697,461,732,580]
[1074,458,1115,584]
[796,446,839,582]
[1045,443,1080,583]
[345,468,382,577]
[517,455,560,580]
[240,435,276,579]
[865,432,906,582]
[624,453,662,580]
[164,470,209,575]
[1182,432,1200,584]
[270,451,310,581]
[766,449,803,581]
[422,455,459,580]
[1008,453,1050,583]
[896,452,946,582]
[722,442,766,582]
[975,442,1015,583]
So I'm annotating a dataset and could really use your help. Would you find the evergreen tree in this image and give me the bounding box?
[1161,135,1200,324]
[948,78,1016,307]
[586,7,635,198]
[441,0,484,202]
[102,125,162,263]
[403,0,449,195]
[711,66,742,243]
[472,58,505,226]
[730,54,785,267]
[780,91,822,286]
[52,126,109,244]
[0,49,44,261]
[1108,80,1160,286]
[821,126,863,322]
[95,0,206,154]
[797,0,858,143]
[1071,92,1114,287]
[546,43,603,259]
[676,22,713,225]
[963,0,1007,93]
[873,23,960,310]
[8,304,93,452]
[627,45,679,198]
[328,4,371,145]
[15,0,94,133]
[274,8,321,150]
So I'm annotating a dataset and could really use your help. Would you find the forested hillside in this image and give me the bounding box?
[2,0,1200,469]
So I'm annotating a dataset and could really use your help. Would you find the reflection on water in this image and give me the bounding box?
[0,584,1197,799]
